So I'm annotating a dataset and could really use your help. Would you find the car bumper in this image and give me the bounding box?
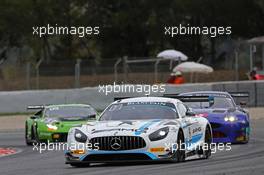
[65,133,179,163]
[65,150,168,164]
[210,121,250,143]
[39,132,68,142]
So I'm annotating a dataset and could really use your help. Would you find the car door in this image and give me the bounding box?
[177,103,193,143]
[177,102,202,149]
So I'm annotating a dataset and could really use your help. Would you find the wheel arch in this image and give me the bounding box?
[178,127,185,142]
[205,122,213,142]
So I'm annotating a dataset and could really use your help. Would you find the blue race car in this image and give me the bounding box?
[177,91,250,144]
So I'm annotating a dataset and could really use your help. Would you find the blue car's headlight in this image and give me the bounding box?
[74,129,88,143]
[224,115,238,122]
[149,127,169,141]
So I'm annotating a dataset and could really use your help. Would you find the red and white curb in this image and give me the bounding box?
[0,147,21,157]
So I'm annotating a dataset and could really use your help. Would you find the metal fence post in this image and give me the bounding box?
[249,44,253,70]
[262,45,264,70]
[35,58,43,89]
[122,56,128,83]
[235,50,239,81]
[154,59,161,83]
[114,58,122,83]
[26,62,31,90]
[75,59,81,88]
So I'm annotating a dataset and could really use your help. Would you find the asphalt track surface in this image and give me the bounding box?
[0,119,264,175]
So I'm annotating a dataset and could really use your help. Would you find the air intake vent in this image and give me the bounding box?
[212,110,226,113]
[90,136,146,151]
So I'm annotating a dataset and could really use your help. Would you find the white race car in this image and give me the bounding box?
[65,97,212,167]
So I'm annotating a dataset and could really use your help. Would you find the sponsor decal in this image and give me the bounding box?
[193,127,202,134]
[135,119,161,135]
[92,128,136,134]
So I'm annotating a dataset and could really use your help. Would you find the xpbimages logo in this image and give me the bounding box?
[164,24,232,38]
[32,24,100,37]
[165,142,232,154]
[98,83,166,96]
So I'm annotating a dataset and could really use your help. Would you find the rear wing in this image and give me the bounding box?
[228,92,249,98]
[228,92,249,106]
[114,94,214,103]
[27,105,45,110]
[163,94,213,102]
[114,97,132,101]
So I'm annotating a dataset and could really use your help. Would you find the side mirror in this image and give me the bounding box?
[88,114,96,119]
[186,111,195,117]
[30,116,37,120]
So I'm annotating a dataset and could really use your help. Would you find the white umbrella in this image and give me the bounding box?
[157,49,188,61]
[173,61,213,73]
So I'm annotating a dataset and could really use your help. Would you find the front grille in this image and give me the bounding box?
[213,131,226,138]
[83,153,151,162]
[90,136,146,151]
[210,123,222,129]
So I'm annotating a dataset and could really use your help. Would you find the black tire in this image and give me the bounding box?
[33,123,43,144]
[172,130,185,162]
[25,122,33,146]
[240,133,249,144]
[35,126,41,143]
[203,125,212,159]
[70,163,90,168]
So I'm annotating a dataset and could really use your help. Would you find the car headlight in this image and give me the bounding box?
[46,124,58,130]
[45,118,59,130]
[149,127,169,141]
[74,129,88,143]
[224,115,238,122]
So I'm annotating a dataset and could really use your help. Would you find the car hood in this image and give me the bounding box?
[192,108,237,118]
[43,116,92,123]
[58,116,91,121]
[83,119,180,136]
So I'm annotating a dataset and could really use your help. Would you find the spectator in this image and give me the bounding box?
[249,66,264,80]
[167,71,185,84]
[249,70,257,80]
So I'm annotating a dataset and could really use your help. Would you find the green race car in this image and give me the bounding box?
[25,104,97,145]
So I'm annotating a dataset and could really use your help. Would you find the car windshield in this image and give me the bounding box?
[45,106,96,118]
[100,102,178,121]
[185,96,235,109]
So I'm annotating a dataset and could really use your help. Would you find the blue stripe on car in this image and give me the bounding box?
[191,134,203,143]
[186,133,203,145]
[135,119,161,135]
[79,150,158,161]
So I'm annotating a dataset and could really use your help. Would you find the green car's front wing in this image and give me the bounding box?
[25,118,92,144]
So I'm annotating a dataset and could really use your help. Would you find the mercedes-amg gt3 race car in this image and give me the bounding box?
[65,97,212,167]
[25,104,97,145]
[177,91,250,143]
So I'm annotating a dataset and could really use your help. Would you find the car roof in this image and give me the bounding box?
[114,96,181,104]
